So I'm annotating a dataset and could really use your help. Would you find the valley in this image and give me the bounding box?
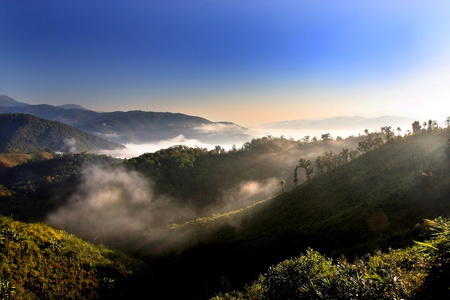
[0,107,449,298]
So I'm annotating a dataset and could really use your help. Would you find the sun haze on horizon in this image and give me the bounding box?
[1,0,449,127]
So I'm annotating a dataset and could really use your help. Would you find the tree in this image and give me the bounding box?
[297,158,314,180]
[321,133,332,142]
[357,140,369,153]
[349,149,360,160]
[340,148,350,163]
[426,119,438,132]
[357,131,384,153]
[323,151,337,172]
[381,126,394,143]
[293,166,299,187]
[315,155,326,174]
[412,121,422,133]
[280,179,286,193]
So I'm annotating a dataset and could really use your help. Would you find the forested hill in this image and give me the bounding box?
[136,126,450,298]
[0,113,124,153]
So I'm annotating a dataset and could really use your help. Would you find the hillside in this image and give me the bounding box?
[133,127,450,298]
[0,152,122,221]
[0,134,363,224]
[213,217,450,299]
[0,121,448,299]
[0,113,124,153]
[0,216,146,299]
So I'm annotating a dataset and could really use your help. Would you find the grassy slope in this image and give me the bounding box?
[140,128,450,298]
[0,152,53,169]
[0,216,146,299]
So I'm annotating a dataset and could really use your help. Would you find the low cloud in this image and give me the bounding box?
[96,134,237,158]
[46,165,282,253]
[217,178,280,213]
[47,166,196,247]
[192,123,248,134]
[61,137,78,153]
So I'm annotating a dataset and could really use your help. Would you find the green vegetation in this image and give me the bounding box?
[136,125,450,298]
[0,113,124,153]
[125,135,362,213]
[0,152,53,169]
[0,152,122,221]
[0,119,448,299]
[212,217,450,300]
[0,216,146,299]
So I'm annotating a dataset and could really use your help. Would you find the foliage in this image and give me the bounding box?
[0,121,448,299]
[125,135,363,212]
[213,218,450,300]
[0,216,146,299]
[0,113,124,153]
[144,126,450,299]
[0,153,122,221]
[413,217,450,299]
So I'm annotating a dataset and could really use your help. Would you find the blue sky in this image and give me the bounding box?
[1,0,449,126]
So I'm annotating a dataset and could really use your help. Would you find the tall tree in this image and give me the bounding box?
[280,179,286,193]
[412,121,422,133]
[315,155,326,174]
[427,120,438,132]
[381,126,394,143]
[297,158,314,180]
[321,133,332,142]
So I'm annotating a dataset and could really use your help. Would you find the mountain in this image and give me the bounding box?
[0,113,124,153]
[0,95,29,107]
[0,96,251,145]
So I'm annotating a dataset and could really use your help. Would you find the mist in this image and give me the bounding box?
[217,178,280,213]
[96,134,237,158]
[45,163,277,251]
[47,166,197,247]
[48,132,365,253]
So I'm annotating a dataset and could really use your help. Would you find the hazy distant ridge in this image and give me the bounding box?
[0,95,419,145]
[263,115,416,130]
[0,95,29,107]
[0,96,251,144]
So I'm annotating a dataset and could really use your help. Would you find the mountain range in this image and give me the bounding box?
[0,95,419,146]
[0,96,251,145]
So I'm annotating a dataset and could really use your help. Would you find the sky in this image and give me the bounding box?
[1,0,450,127]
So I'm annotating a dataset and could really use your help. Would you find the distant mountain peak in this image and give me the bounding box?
[0,95,29,107]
